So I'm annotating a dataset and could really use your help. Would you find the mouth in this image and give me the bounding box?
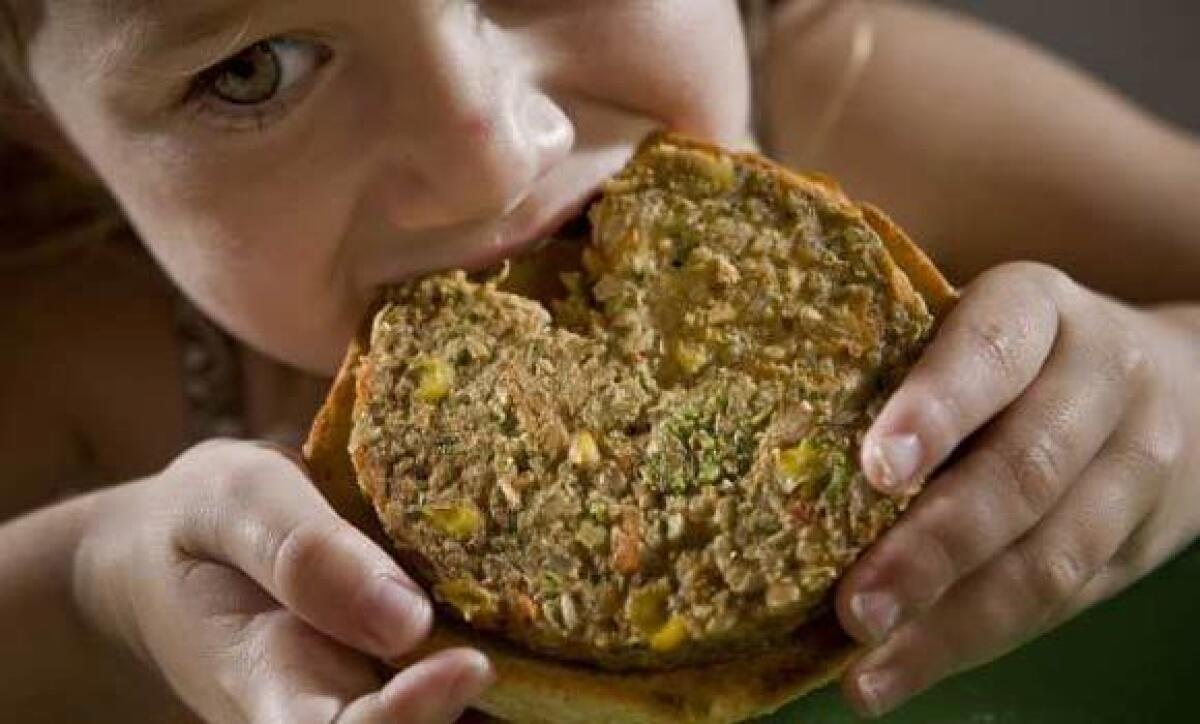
[449,188,600,307]
[366,187,602,308]
[370,136,648,296]
[463,188,600,276]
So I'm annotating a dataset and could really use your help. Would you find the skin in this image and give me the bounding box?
[1,0,1198,721]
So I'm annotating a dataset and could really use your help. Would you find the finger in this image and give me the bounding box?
[1058,399,1188,616]
[861,262,1064,493]
[338,649,495,724]
[839,282,1144,643]
[156,559,385,724]
[170,566,484,724]
[843,436,1159,717]
[230,610,386,724]
[171,441,432,661]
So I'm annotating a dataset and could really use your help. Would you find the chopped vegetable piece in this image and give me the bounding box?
[435,578,497,621]
[423,501,483,540]
[413,357,454,403]
[649,615,690,652]
[569,431,602,469]
[775,438,826,495]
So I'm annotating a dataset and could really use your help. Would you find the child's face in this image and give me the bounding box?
[26,0,751,373]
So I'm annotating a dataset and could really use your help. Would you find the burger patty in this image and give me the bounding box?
[350,135,937,670]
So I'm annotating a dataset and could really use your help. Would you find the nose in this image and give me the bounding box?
[380,46,575,231]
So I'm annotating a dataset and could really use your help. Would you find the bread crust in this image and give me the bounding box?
[303,134,956,724]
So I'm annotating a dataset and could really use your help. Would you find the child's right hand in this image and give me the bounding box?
[73,440,493,723]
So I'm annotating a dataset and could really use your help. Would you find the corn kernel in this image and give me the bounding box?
[699,155,736,190]
[569,431,602,469]
[423,502,483,540]
[775,439,825,494]
[413,357,454,403]
[674,341,709,376]
[434,578,497,622]
[649,615,690,652]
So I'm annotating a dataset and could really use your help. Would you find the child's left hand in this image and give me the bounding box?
[835,261,1200,716]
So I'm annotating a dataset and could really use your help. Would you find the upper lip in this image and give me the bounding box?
[367,139,645,288]
[459,188,598,273]
[365,186,600,293]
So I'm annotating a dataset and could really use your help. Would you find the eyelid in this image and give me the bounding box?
[186,36,334,133]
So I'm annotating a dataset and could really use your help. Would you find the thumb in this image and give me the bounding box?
[172,441,432,661]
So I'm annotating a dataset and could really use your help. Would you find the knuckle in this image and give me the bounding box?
[186,437,238,455]
[990,262,1073,297]
[1090,314,1149,387]
[1106,341,1148,387]
[962,317,1024,384]
[214,453,269,505]
[1015,544,1089,611]
[1027,263,1077,299]
[202,442,292,502]
[990,437,1066,519]
[1114,426,1182,485]
[168,439,239,479]
[906,515,966,607]
[980,260,1037,284]
[272,520,348,593]
[1110,530,1158,576]
[916,387,964,454]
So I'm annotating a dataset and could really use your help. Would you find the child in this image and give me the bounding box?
[2,0,1197,721]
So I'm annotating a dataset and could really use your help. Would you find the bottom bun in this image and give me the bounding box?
[415,619,855,724]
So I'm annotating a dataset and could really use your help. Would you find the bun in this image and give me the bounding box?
[305,133,955,723]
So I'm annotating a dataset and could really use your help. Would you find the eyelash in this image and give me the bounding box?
[186,37,333,133]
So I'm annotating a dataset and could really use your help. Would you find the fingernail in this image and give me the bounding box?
[369,579,432,656]
[456,650,496,695]
[866,433,923,492]
[856,667,903,717]
[432,651,495,724]
[849,591,902,642]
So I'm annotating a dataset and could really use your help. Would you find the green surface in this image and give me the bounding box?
[765,542,1199,723]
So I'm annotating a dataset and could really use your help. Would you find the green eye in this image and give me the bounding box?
[210,42,282,105]
[201,38,329,108]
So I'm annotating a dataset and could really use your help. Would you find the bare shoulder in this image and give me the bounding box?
[758,0,973,180]
[0,238,188,518]
[758,0,960,255]
[757,0,869,166]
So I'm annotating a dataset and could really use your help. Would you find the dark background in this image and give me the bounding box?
[933,0,1200,132]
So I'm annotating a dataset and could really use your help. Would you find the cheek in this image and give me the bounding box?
[55,109,372,373]
[135,193,362,373]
